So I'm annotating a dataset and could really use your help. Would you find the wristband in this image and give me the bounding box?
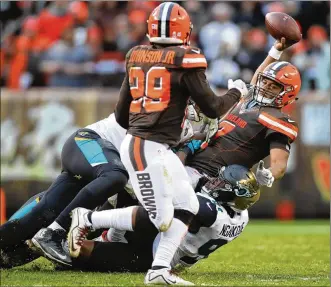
[268,46,283,60]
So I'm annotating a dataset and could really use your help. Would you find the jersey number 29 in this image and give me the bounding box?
[129,67,171,113]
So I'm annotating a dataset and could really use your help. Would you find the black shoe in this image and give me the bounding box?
[31,228,72,266]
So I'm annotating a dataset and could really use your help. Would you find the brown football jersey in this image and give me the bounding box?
[115,44,241,146]
[187,96,299,177]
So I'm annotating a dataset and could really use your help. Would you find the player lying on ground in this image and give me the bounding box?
[0,103,235,270]
[1,165,260,276]
[69,165,259,274]
[0,113,130,266]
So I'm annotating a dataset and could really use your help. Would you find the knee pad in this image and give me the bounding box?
[154,208,174,232]
[174,209,195,226]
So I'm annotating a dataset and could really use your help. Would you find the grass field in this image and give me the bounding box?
[1,220,329,286]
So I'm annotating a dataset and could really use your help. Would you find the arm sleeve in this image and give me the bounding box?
[196,195,218,227]
[267,132,291,153]
[181,69,241,119]
[114,74,132,129]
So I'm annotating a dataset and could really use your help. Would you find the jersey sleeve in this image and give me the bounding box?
[258,111,299,143]
[181,69,241,119]
[114,73,131,129]
[195,194,218,227]
[268,132,292,152]
[180,47,207,69]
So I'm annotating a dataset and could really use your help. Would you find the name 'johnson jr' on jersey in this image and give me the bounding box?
[115,44,242,146]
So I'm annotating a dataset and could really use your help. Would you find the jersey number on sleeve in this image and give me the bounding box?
[215,120,236,138]
[129,67,171,113]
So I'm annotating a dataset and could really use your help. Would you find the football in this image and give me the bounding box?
[265,12,302,44]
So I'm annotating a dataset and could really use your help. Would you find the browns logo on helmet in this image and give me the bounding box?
[253,61,301,108]
[147,2,193,45]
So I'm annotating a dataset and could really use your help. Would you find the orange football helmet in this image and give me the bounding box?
[147,2,192,45]
[253,61,301,108]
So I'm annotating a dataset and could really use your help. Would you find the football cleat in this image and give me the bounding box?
[31,228,72,266]
[144,268,194,285]
[68,207,92,258]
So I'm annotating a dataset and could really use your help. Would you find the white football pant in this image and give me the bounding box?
[120,134,199,231]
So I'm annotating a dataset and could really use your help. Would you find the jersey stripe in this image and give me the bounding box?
[182,59,207,68]
[182,54,207,68]
[129,136,147,171]
[161,2,172,38]
[182,58,207,64]
[258,112,298,141]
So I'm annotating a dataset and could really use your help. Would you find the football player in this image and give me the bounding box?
[180,37,301,189]
[63,165,260,276]
[102,2,246,284]
[0,113,129,266]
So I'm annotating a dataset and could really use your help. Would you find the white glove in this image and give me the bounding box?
[256,160,275,187]
[179,119,194,144]
[228,79,248,97]
[186,104,201,122]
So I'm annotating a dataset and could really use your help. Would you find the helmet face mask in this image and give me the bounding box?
[201,165,261,211]
[253,62,301,108]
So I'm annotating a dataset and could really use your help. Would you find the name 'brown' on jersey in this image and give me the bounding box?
[114,45,241,146]
[187,97,299,177]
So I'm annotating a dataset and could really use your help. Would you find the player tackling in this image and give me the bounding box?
[69,2,246,285]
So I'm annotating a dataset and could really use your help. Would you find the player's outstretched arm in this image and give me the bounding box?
[182,69,243,119]
[251,37,289,85]
[256,149,289,187]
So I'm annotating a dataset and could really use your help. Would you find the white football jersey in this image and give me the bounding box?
[85,113,126,152]
[171,195,249,269]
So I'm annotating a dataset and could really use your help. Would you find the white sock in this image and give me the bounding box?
[152,218,188,269]
[48,221,65,231]
[91,206,135,231]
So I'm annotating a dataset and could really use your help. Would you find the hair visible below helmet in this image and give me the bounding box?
[147,2,192,45]
[253,61,301,108]
[201,165,260,211]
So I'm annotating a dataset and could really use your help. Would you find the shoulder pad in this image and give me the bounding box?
[258,110,299,141]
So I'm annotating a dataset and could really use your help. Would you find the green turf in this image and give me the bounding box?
[1,220,329,286]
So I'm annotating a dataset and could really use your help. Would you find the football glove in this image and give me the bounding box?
[179,119,195,144]
[228,79,249,97]
[256,160,275,187]
[186,103,201,122]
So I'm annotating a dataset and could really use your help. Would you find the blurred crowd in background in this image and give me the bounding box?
[0,1,330,91]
